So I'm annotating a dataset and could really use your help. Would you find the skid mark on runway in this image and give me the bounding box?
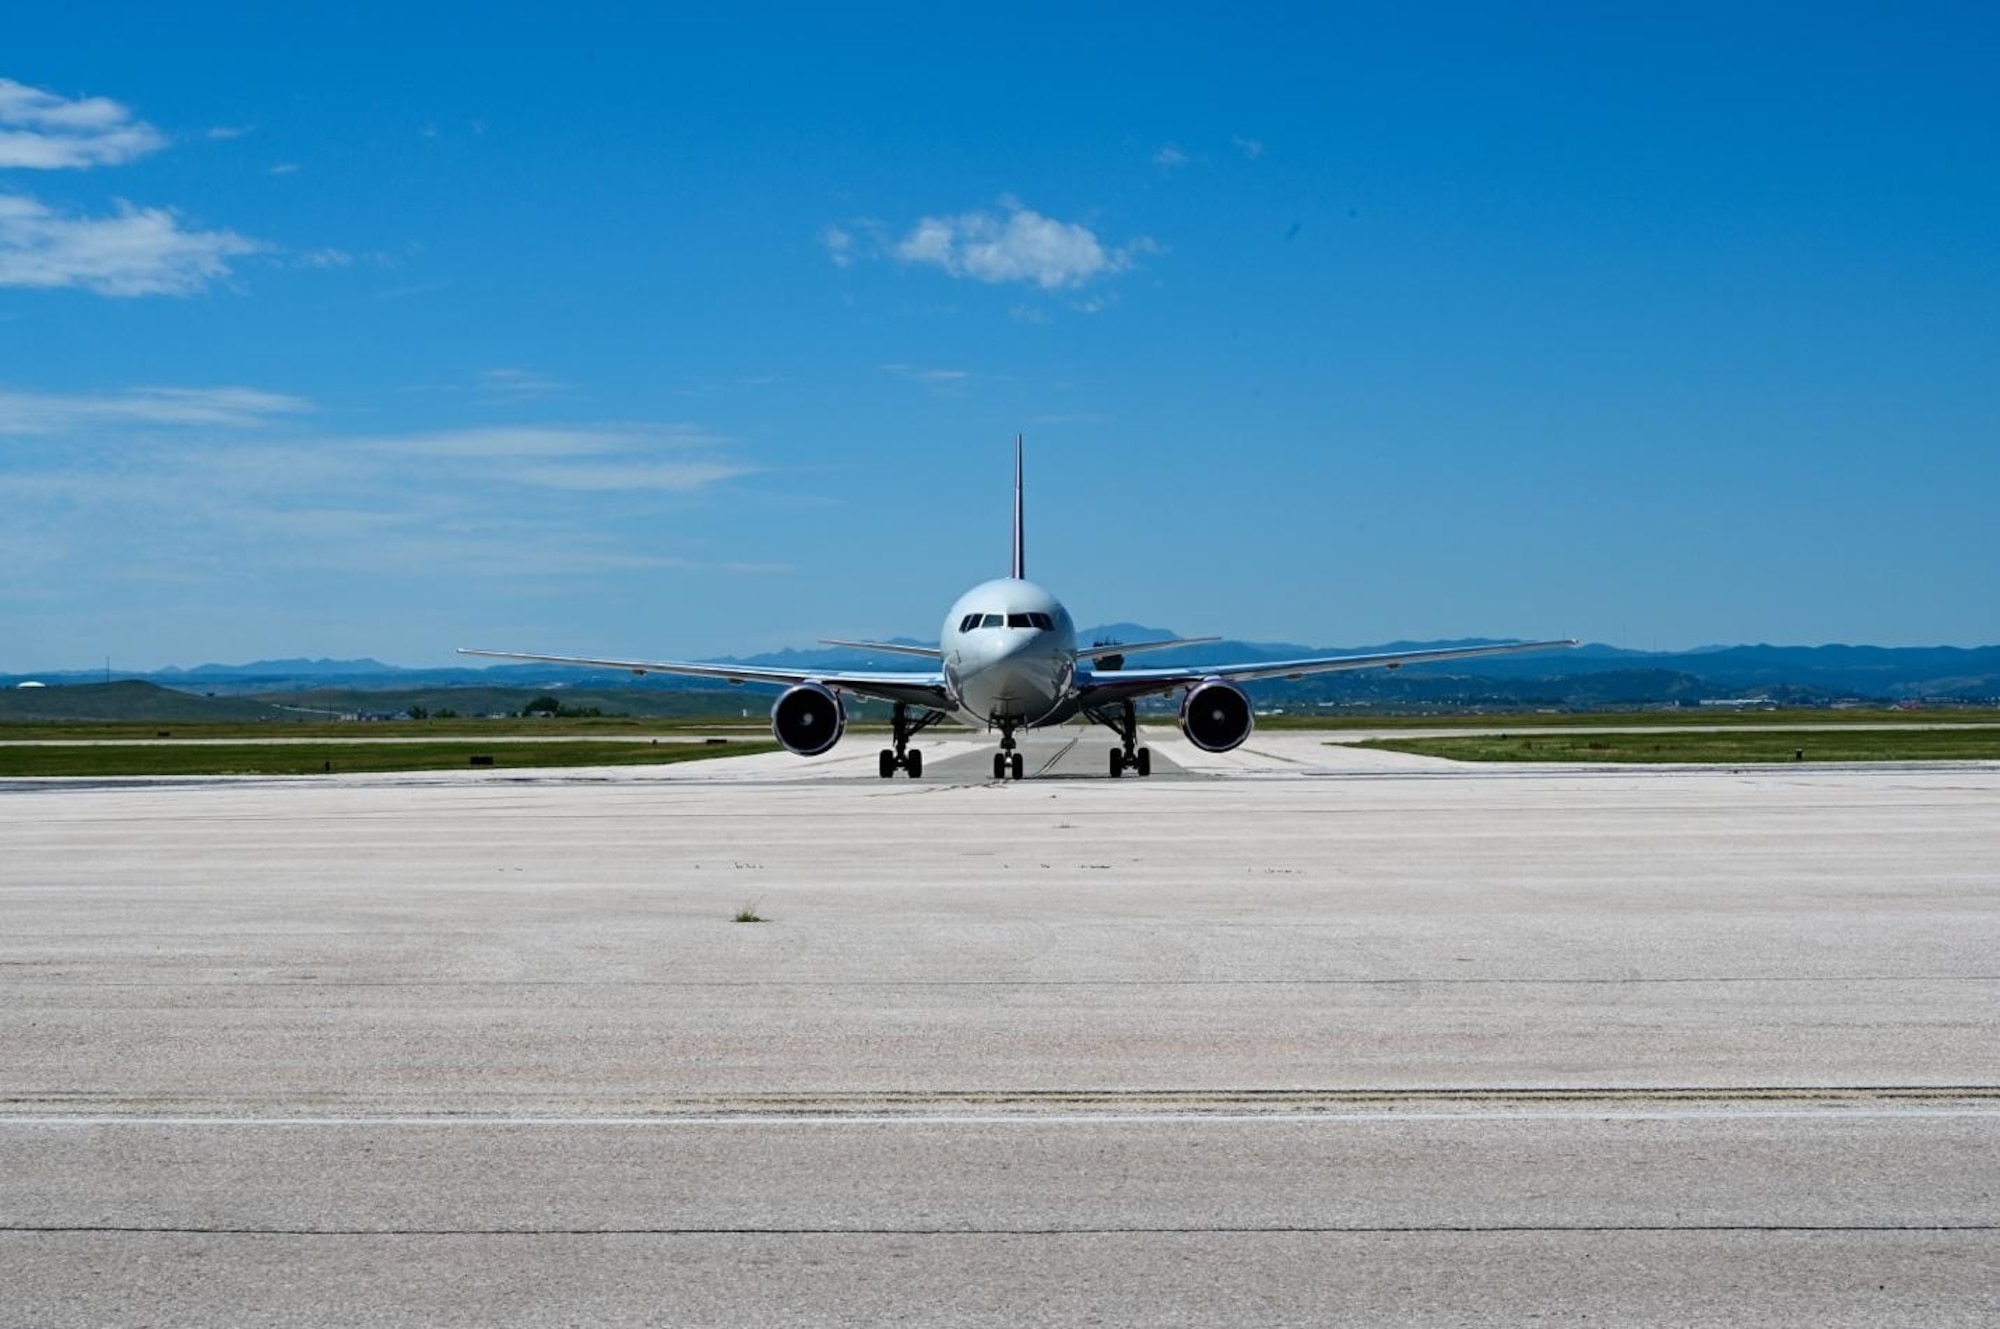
[1034,735,1080,776]
[8,1085,2000,1122]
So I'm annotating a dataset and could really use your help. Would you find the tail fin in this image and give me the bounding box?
[1010,434,1025,579]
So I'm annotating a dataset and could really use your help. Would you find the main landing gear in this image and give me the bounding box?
[990,720,1026,781]
[879,702,945,779]
[1089,699,1152,778]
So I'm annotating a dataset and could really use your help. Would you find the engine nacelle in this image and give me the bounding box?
[771,682,845,756]
[1179,678,1254,753]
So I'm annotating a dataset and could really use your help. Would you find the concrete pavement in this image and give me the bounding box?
[3,732,1996,1324]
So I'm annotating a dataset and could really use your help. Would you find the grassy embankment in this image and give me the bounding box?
[1261,708,2000,731]
[0,738,778,777]
[0,715,768,742]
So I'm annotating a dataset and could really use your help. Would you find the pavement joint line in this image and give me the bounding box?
[7,1084,1998,1103]
[4,1223,1997,1237]
[8,1085,1999,1108]
[9,975,1997,988]
[7,1107,2000,1126]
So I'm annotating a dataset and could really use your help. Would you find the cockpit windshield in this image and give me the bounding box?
[958,610,1055,632]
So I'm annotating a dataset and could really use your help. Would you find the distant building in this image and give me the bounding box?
[15,681,47,689]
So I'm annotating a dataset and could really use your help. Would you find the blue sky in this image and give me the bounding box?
[3,4,1996,671]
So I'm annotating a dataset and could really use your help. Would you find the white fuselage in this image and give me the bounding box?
[940,577,1078,729]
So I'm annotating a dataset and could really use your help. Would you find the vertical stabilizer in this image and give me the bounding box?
[1010,435,1025,579]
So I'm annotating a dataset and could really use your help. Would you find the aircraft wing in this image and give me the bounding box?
[1074,636,1221,662]
[1076,638,1579,704]
[817,639,944,659]
[456,648,954,711]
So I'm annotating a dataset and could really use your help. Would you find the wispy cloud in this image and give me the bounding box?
[0,77,167,169]
[1154,143,1189,169]
[1232,134,1265,159]
[206,124,254,142]
[476,367,567,403]
[0,193,264,295]
[508,459,751,492]
[881,363,970,386]
[372,424,751,492]
[891,199,1155,292]
[0,385,310,433]
[379,424,724,459]
[823,224,855,267]
[0,392,768,600]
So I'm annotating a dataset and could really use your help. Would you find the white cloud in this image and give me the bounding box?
[0,77,168,169]
[1232,134,1265,159]
[206,124,254,141]
[0,193,263,295]
[0,400,766,609]
[823,224,854,267]
[1154,143,1189,168]
[358,422,751,492]
[298,247,352,267]
[0,385,310,433]
[379,424,723,459]
[881,363,970,385]
[476,367,566,402]
[892,201,1153,291]
[0,394,745,496]
[268,162,300,176]
[508,459,751,492]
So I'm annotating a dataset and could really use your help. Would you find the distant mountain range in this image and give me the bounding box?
[8,632,2000,711]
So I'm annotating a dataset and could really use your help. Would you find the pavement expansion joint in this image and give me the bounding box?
[7,1085,2000,1122]
[6,1222,2000,1238]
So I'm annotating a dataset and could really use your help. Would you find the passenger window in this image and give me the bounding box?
[980,613,1003,628]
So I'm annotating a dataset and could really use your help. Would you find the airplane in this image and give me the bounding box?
[462,439,1576,780]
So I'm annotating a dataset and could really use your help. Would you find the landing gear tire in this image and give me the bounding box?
[1107,743,1152,778]
[1011,752,1025,780]
[884,703,940,780]
[993,753,1007,781]
[1091,700,1154,779]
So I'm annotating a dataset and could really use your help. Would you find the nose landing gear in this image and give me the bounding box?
[990,721,1026,780]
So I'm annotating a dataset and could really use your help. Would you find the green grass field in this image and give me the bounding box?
[1262,707,2000,730]
[1352,729,2000,763]
[0,739,778,778]
[0,716,772,742]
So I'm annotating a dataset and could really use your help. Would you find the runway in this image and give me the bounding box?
[3,731,1997,1325]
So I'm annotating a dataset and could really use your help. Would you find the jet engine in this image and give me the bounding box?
[1179,678,1254,753]
[771,682,845,756]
